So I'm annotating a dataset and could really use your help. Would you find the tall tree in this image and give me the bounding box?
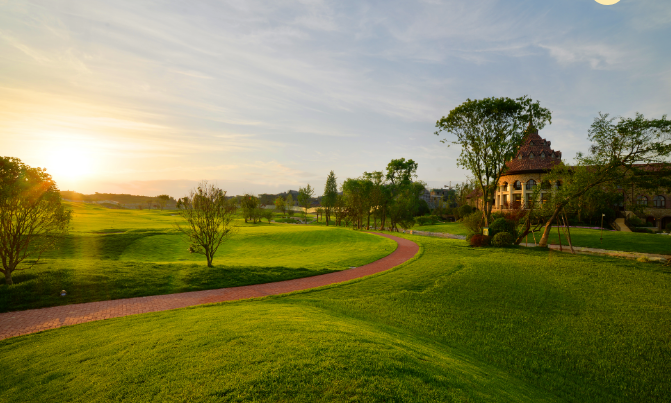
[322,171,338,226]
[536,112,671,247]
[298,184,315,224]
[241,194,260,223]
[384,158,424,231]
[285,193,294,217]
[0,157,72,285]
[435,96,551,227]
[175,181,236,267]
[274,196,286,217]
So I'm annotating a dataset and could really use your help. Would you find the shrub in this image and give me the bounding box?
[488,217,518,239]
[666,222,671,233]
[469,234,491,247]
[631,228,653,234]
[462,211,483,235]
[491,232,514,247]
[626,216,645,228]
[415,215,440,226]
[491,212,505,221]
[458,205,473,218]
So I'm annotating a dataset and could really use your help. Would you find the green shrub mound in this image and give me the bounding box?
[491,231,514,247]
[489,217,517,239]
[469,234,490,247]
[666,222,671,233]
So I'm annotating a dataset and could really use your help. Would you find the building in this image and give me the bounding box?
[475,125,671,231]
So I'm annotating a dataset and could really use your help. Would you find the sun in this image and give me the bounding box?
[594,0,620,5]
[46,145,95,182]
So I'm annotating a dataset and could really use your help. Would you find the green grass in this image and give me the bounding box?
[2,235,670,402]
[413,221,670,255]
[0,203,395,312]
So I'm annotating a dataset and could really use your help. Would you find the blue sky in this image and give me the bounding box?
[1,0,670,197]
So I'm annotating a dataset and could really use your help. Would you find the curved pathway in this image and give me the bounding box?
[0,233,418,341]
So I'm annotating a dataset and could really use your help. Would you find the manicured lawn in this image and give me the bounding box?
[2,235,669,402]
[543,227,670,255]
[0,203,395,312]
[414,221,670,255]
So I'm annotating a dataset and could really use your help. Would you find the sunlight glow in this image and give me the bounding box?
[594,0,620,5]
[46,143,96,182]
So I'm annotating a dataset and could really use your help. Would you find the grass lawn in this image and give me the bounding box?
[0,203,395,312]
[414,221,670,255]
[2,235,670,402]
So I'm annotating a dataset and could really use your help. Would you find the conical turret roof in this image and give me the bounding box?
[504,127,562,173]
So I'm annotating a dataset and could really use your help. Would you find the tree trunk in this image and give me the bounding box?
[3,270,13,285]
[538,208,561,247]
[557,219,563,252]
[563,210,575,254]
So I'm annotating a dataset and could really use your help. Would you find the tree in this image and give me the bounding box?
[146,198,154,210]
[274,196,286,217]
[435,96,551,227]
[156,194,172,211]
[536,112,671,247]
[285,193,294,217]
[298,184,315,224]
[384,158,424,231]
[241,194,260,223]
[0,157,72,285]
[322,171,338,226]
[175,181,236,267]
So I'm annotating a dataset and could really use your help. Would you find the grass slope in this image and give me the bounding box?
[2,235,669,402]
[0,204,395,312]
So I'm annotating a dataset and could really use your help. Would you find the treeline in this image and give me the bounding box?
[315,158,426,231]
[60,191,177,210]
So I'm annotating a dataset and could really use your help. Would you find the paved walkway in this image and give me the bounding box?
[0,233,418,341]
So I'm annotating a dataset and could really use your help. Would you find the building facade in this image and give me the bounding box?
[487,127,671,231]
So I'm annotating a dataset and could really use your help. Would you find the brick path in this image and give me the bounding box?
[0,233,418,341]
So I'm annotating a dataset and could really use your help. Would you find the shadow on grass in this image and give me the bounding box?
[0,262,335,313]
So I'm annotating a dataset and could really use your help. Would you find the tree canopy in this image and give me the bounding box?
[435,96,551,226]
[0,157,71,285]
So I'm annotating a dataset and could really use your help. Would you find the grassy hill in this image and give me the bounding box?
[2,233,670,402]
[0,203,395,312]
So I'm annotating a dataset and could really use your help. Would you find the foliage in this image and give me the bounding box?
[322,171,338,226]
[666,223,671,233]
[155,194,173,211]
[274,196,286,217]
[240,194,261,223]
[414,215,440,226]
[416,199,430,216]
[0,157,71,285]
[469,234,491,247]
[298,184,315,223]
[435,96,551,226]
[461,211,484,235]
[537,112,671,247]
[488,218,517,239]
[626,216,646,228]
[491,231,514,247]
[458,204,473,218]
[175,181,236,267]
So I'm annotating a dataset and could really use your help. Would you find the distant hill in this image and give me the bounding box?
[60,191,177,210]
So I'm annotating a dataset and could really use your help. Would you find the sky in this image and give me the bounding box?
[1,0,670,198]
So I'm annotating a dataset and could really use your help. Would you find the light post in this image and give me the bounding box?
[600,213,605,244]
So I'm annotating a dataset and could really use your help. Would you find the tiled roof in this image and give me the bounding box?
[504,127,562,173]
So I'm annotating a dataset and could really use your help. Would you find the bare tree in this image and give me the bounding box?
[175,181,236,267]
[0,157,72,285]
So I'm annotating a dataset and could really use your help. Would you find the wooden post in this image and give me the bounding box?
[563,210,575,254]
[557,217,563,252]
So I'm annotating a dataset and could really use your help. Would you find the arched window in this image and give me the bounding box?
[526,179,536,190]
[501,182,508,191]
[637,195,648,206]
[529,152,535,159]
[653,195,666,208]
[541,180,551,190]
[518,154,522,160]
[540,152,546,159]
[514,181,522,190]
